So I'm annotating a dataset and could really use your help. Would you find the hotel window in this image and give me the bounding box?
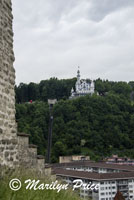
[101,193,105,196]
[101,187,104,190]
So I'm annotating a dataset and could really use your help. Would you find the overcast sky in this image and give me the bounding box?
[12,0,134,85]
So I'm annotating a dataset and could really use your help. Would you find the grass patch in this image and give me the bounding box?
[0,169,80,200]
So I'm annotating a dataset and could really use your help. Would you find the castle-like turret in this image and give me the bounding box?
[70,68,95,99]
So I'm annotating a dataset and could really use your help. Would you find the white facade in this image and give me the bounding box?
[129,179,134,199]
[64,166,134,199]
[66,166,120,174]
[54,162,134,200]
[99,181,117,200]
[58,175,134,200]
[70,69,95,99]
[99,179,134,200]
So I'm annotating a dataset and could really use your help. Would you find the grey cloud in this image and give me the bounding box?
[12,0,134,84]
[88,0,134,21]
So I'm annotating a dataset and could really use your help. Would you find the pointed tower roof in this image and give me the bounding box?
[77,66,80,77]
[114,191,125,200]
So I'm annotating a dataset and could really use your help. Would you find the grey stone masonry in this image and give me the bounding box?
[0,0,48,175]
[0,0,18,167]
[17,133,46,173]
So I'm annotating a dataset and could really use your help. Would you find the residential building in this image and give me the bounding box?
[105,155,134,166]
[59,155,90,163]
[52,161,134,200]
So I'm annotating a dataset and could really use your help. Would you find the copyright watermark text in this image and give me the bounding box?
[9,179,99,192]
[9,179,22,191]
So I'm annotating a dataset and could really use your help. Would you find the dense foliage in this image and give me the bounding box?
[15,78,134,162]
[15,78,134,103]
[15,78,76,103]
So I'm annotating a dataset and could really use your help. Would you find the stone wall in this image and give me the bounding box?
[0,0,47,174]
[0,0,18,167]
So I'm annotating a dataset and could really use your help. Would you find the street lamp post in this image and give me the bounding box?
[46,99,57,164]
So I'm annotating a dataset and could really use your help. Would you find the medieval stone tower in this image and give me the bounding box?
[0,0,18,167]
[0,0,47,171]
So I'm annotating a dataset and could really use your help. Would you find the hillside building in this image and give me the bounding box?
[70,68,95,99]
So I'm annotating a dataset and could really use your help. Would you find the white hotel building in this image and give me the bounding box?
[52,161,134,200]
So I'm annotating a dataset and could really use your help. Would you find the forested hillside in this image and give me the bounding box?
[15,78,77,103]
[15,78,134,162]
[15,78,134,103]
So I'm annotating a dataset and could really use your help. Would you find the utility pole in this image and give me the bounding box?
[46,99,57,164]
